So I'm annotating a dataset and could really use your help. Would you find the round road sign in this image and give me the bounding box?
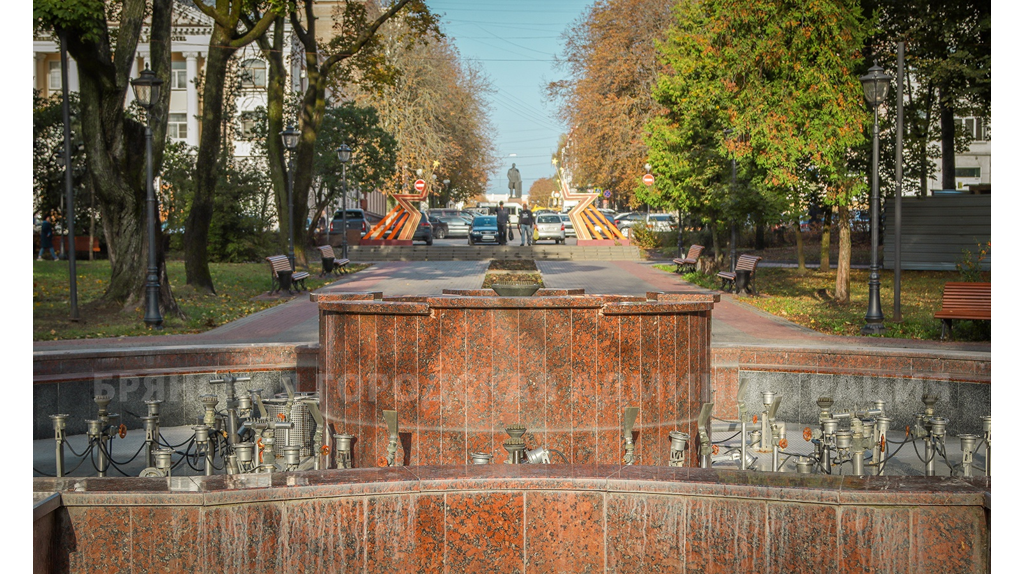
[643,173,655,186]
[414,179,426,192]
[603,189,612,198]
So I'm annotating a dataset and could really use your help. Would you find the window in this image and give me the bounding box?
[168,113,187,141]
[238,111,260,139]
[954,167,982,178]
[239,59,266,88]
[48,61,62,91]
[171,61,187,90]
[955,117,990,141]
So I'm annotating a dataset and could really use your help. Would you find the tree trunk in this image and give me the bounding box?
[939,85,956,191]
[254,18,289,256]
[795,219,806,272]
[819,207,832,271]
[755,221,765,249]
[185,28,237,294]
[835,206,852,303]
[59,0,180,317]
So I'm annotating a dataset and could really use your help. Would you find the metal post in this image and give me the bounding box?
[286,154,295,271]
[58,30,79,321]
[730,157,737,272]
[341,163,348,259]
[143,109,163,328]
[862,103,886,334]
[894,42,905,322]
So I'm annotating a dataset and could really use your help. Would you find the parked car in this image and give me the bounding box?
[645,213,678,232]
[413,212,433,245]
[428,215,449,239]
[438,216,471,237]
[468,215,501,245]
[558,213,575,237]
[534,213,567,244]
[329,209,367,235]
[614,212,645,232]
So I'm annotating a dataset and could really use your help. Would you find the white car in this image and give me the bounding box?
[534,213,567,244]
[645,213,678,232]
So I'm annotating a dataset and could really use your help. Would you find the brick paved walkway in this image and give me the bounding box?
[33,259,989,353]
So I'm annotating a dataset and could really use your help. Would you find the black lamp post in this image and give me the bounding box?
[280,125,300,270]
[131,68,164,329]
[859,63,891,335]
[336,143,352,259]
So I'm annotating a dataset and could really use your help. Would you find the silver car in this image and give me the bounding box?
[439,216,471,237]
[534,213,566,244]
[558,213,575,237]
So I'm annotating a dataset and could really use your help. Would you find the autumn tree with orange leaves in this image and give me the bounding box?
[548,0,673,208]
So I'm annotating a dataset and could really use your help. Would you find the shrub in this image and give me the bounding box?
[955,241,990,282]
[629,223,662,249]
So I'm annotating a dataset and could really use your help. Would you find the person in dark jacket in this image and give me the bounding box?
[37,215,57,260]
[519,203,534,246]
[496,201,509,245]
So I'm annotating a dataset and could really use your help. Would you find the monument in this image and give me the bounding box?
[507,163,522,198]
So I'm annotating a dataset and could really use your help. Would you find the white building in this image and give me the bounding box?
[926,116,991,193]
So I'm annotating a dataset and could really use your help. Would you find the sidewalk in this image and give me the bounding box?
[32,259,990,354]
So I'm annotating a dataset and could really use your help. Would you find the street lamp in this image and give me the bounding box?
[280,125,300,270]
[859,63,891,335]
[131,68,164,328]
[336,144,352,259]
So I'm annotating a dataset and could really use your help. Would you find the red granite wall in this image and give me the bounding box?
[34,466,990,574]
[317,294,716,468]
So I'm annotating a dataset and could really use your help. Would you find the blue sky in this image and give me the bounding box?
[424,0,595,196]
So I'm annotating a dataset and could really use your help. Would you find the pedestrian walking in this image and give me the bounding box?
[37,215,57,260]
[496,201,509,245]
[519,203,535,246]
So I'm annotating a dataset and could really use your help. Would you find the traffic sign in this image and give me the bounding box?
[414,179,426,192]
[643,173,655,186]
[603,189,612,198]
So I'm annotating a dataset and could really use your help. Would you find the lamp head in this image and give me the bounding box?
[337,143,352,163]
[859,63,892,109]
[131,68,163,110]
[280,125,300,151]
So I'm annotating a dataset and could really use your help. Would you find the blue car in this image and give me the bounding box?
[468,216,500,245]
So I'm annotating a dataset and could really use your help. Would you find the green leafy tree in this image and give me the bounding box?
[648,0,869,299]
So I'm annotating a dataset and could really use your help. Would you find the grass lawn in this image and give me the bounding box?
[653,264,990,341]
[33,258,370,341]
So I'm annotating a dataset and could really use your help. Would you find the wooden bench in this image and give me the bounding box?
[672,245,705,273]
[717,254,762,295]
[317,245,350,277]
[266,255,309,294]
[934,282,991,340]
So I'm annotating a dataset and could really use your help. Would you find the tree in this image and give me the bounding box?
[184,0,285,294]
[549,0,672,206]
[649,0,869,298]
[267,0,437,265]
[861,0,990,195]
[528,177,559,209]
[34,0,181,317]
[347,18,499,205]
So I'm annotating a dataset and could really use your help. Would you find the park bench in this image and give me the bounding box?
[717,254,762,295]
[317,245,350,277]
[934,282,991,340]
[266,255,309,294]
[673,245,705,273]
